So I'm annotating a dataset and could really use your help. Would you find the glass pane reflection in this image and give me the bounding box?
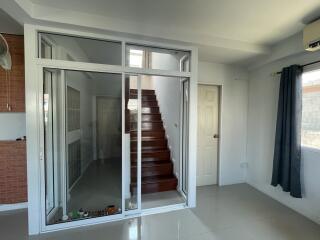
[125,75,139,211]
[43,69,122,225]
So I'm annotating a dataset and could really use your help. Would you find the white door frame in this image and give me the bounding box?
[25,24,198,235]
[123,74,142,216]
[179,78,190,199]
[38,66,126,233]
[43,70,56,221]
[197,83,222,186]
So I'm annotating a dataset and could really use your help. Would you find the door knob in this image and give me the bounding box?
[213,134,219,139]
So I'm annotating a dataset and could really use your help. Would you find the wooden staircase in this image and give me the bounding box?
[129,89,178,194]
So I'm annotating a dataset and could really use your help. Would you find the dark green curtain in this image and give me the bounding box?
[271,65,302,198]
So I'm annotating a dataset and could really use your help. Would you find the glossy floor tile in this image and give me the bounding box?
[142,190,185,209]
[68,159,122,212]
[1,184,320,240]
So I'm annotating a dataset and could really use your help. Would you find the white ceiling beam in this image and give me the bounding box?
[12,0,270,57]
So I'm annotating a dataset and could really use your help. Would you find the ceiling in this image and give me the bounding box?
[4,0,320,66]
[0,8,23,35]
[28,0,320,45]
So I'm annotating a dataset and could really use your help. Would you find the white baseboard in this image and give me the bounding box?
[0,202,28,212]
[141,203,186,216]
[247,182,320,225]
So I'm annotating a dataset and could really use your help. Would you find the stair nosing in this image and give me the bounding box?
[130,138,166,142]
[131,176,177,185]
[131,161,173,167]
[131,149,170,154]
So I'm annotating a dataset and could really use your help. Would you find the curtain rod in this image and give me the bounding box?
[276,60,320,75]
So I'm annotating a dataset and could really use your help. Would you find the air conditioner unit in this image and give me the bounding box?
[304,19,320,51]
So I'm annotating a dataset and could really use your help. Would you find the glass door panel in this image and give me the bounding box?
[133,75,187,209]
[181,79,190,196]
[43,70,56,220]
[125,75,141,212]
[43,68,123,225]
[126,44,190,72]
[39,32,122,66]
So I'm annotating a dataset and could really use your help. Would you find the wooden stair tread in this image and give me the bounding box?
[128,88,177,194]
[130,120,163,123]
[131,161,172,167]
[130,130,165,138]
[131,149,170,154]
[130,176,178,193]
[140,147,167,151]
[130,89,155,95]
[141,100,157,102]
[130,95,157,101]
[141,113,161,115]
[131,136,164,141]
[142,107,159,112]
[140,100,158,103]
[130,129,165,133]
[130,138,166,142]
[131,150,171,163]
[131,175,177,185]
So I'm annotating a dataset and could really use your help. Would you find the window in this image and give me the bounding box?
[128,49,144,68]
[41,38,53,59]
[126,44,190,72]
[301,70,320,148]
[39,32,122,65]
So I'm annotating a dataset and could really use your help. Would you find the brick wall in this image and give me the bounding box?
[0,34,27,204]
[0,141,27,204]
[0,34,25,112]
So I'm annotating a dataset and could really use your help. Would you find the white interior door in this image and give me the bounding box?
[197,85,219,186]
[96,96,122,160]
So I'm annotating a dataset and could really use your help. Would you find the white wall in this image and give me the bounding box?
[0,113,26,140]
[66,71,94,173]
[151,53,182,181]
[198,61,249,185]
[130,75,154,90]
[153,76,181,178]
[247,48,320,225]
[45,33,90,62]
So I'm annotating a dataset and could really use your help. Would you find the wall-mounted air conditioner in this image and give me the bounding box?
[303,18,320,52]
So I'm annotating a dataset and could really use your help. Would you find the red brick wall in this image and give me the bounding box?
[0,34,25,112]
[0,141,27,204]
[0,34,27,204]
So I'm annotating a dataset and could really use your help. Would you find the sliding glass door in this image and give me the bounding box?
[41,72,191,228]
[124,75,141,213]
[43,69,58,221]
[36,30,193,232]
[42,68,123,225]
[181,79,190,196]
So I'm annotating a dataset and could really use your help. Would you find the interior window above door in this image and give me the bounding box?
[39,32,122,65]
[126,44,190,72]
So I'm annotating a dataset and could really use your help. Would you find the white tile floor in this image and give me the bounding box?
[1,184,320,240]
[68,159,122,212]
[142,190,185,209]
